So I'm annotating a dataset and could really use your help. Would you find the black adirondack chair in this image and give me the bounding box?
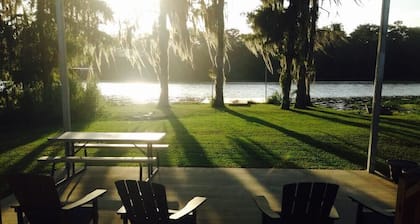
[115,180,207,224]
[349,167,420,224]
[254,182,340,224]
[8,173,106,224]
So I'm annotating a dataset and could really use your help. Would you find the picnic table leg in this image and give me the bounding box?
[83,144,88,170]
[139,163,143,181]
[65,142,75,179]
[51,162,57,177]
[157,151,160,170]
[147,143,152,179]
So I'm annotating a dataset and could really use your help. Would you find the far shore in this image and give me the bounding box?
[105,95,420,112]
[311,95,420,111]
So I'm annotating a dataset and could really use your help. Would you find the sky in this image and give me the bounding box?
[317,0,420,33]
[226,0,420,34]
[103,0,420,35]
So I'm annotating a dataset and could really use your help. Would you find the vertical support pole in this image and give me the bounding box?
[367,0,390,173]
[56,0,71,131]
[56,0,73,177]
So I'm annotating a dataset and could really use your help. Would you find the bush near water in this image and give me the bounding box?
[0,74,101,125]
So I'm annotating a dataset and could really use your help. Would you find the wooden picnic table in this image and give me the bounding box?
[46,131,166,182]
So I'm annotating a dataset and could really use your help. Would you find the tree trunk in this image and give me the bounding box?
[305,77,312,106]
[158,0,170,108]
[305,0,318,107]
[295,64,307,109]
[294,0,310,109]
[280,2,300,110]
[281,28,296,109]
[212,0,225,108]
[281,56,292,110]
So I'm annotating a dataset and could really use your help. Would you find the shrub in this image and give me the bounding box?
[0,72,23,111]
[267,91,282,105]
[0,72,102,125]
[382,99,400,111]
[69,74,101,123]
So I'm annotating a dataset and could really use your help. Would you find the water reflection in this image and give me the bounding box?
[98,82,420,104]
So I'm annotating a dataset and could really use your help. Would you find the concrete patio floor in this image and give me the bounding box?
[1,167,397,224]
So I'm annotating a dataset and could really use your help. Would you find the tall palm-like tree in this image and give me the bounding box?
[247,0,359,109]
[246,0,297,109]
[294,0,310,109]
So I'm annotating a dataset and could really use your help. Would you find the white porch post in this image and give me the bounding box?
[56,0,71,131]
[367,0,391,173]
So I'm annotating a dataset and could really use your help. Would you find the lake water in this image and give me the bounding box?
[98,81,420,104]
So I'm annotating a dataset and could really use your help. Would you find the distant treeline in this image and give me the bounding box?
[100,23,420,82]
[316,23,420,81]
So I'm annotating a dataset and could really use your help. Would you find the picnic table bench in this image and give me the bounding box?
[38,156,157,180]
[73,143,168,168]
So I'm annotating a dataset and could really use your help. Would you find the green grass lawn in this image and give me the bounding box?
[1,102,420,196]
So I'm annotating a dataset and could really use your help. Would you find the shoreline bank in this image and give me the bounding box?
[311,95,420,111]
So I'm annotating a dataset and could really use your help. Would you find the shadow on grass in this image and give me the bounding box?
[380,126,420,143]
[308,107,420,140]
[378,117,420,140]
[309,106,371,120]
[228,136,301,168]
[290,107,416,174]
[291,107,370,129]
[0,124,60,188]
[3,141,59,174]
[312,105,420,132]
[225,108,368,168]
[162,108,214,167]
[293,107,420,153]
[0,124,60,154]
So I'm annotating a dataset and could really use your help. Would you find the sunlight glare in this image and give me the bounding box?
[100,0,159,36]
[98,82,161,104]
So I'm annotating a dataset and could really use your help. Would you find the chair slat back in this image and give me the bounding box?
[8,173,62,224]
[115,180,169,224]
[282,182,339,223]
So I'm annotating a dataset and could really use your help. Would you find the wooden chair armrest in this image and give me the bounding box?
[117,205,126,215]
[254,195,281,219]
[348,195,394,217]
[10,204,21,210]
[329,206,340,220]
[118,204,180,215]
[62,189,107,210]
[169,197,207,220]
[168,209,178,214]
